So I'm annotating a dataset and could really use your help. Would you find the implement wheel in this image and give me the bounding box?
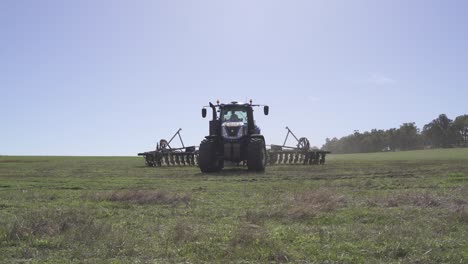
[297,137,310,150]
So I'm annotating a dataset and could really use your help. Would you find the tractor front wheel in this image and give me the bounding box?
[199,138,222,173]
[247,137,267,172]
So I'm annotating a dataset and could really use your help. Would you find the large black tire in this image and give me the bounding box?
[247,137,267,172]
[198,138,222,173]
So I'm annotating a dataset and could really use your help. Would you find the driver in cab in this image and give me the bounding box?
[227,111,242,122]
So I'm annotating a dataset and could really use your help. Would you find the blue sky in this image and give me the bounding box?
[1,0,467,156]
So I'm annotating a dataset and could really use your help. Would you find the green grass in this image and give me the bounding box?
[0,149,467,263]
[329,147,468,161]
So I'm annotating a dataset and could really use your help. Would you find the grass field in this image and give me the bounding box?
[0,149,467,263]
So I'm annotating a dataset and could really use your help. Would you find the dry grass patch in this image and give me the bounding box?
[286,189,347,219]
[367,190,467,208]
[4,208,142,259]
[242,189,347,223]
[89,189,191,206]
[451,204,468,223]
[229,222,266,248]
[7,208,95,241]
[448,187,468,222]
[366,189,468,222]
[387,192,441,207]
[228,222,289,262]
[172,219,198,244]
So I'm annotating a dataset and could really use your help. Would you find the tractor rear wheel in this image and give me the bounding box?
[199,138,222,173]
[247,137,267,172]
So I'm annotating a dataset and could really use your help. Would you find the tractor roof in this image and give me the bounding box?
[220,102,251,107]
[205,100,264,109]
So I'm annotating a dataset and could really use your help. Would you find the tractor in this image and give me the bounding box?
[199,100,269,172]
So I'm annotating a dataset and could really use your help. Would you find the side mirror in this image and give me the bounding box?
[202,108,207,118]
[264,105,269,115]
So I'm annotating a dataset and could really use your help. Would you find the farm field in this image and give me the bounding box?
[0,149,467,263]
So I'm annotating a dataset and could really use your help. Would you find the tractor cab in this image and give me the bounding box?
[220,104,249,141]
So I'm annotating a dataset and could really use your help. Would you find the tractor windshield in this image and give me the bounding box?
[221,107,248,124]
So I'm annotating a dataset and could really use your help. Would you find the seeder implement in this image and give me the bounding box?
[268,127,330,165]
[137,129,199,167]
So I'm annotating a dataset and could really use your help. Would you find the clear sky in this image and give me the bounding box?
[1,0,467,156]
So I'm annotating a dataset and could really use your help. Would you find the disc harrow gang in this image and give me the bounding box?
[267,127,330,165]
[138,129,199,167]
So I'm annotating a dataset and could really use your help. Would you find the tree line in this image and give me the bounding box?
[322,114,468,154]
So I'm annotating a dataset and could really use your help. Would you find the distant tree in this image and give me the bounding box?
[385,128,398,151]
[366,129,387,152]
[453,115,468,146]
[322,113,467,153]
[422,114,456,148]
[397,122,422,150]
[322,124,423,153]
[323,137,340,153]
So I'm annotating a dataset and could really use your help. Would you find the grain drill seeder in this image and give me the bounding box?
[268,127,330,165]
[137,128,199,167]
